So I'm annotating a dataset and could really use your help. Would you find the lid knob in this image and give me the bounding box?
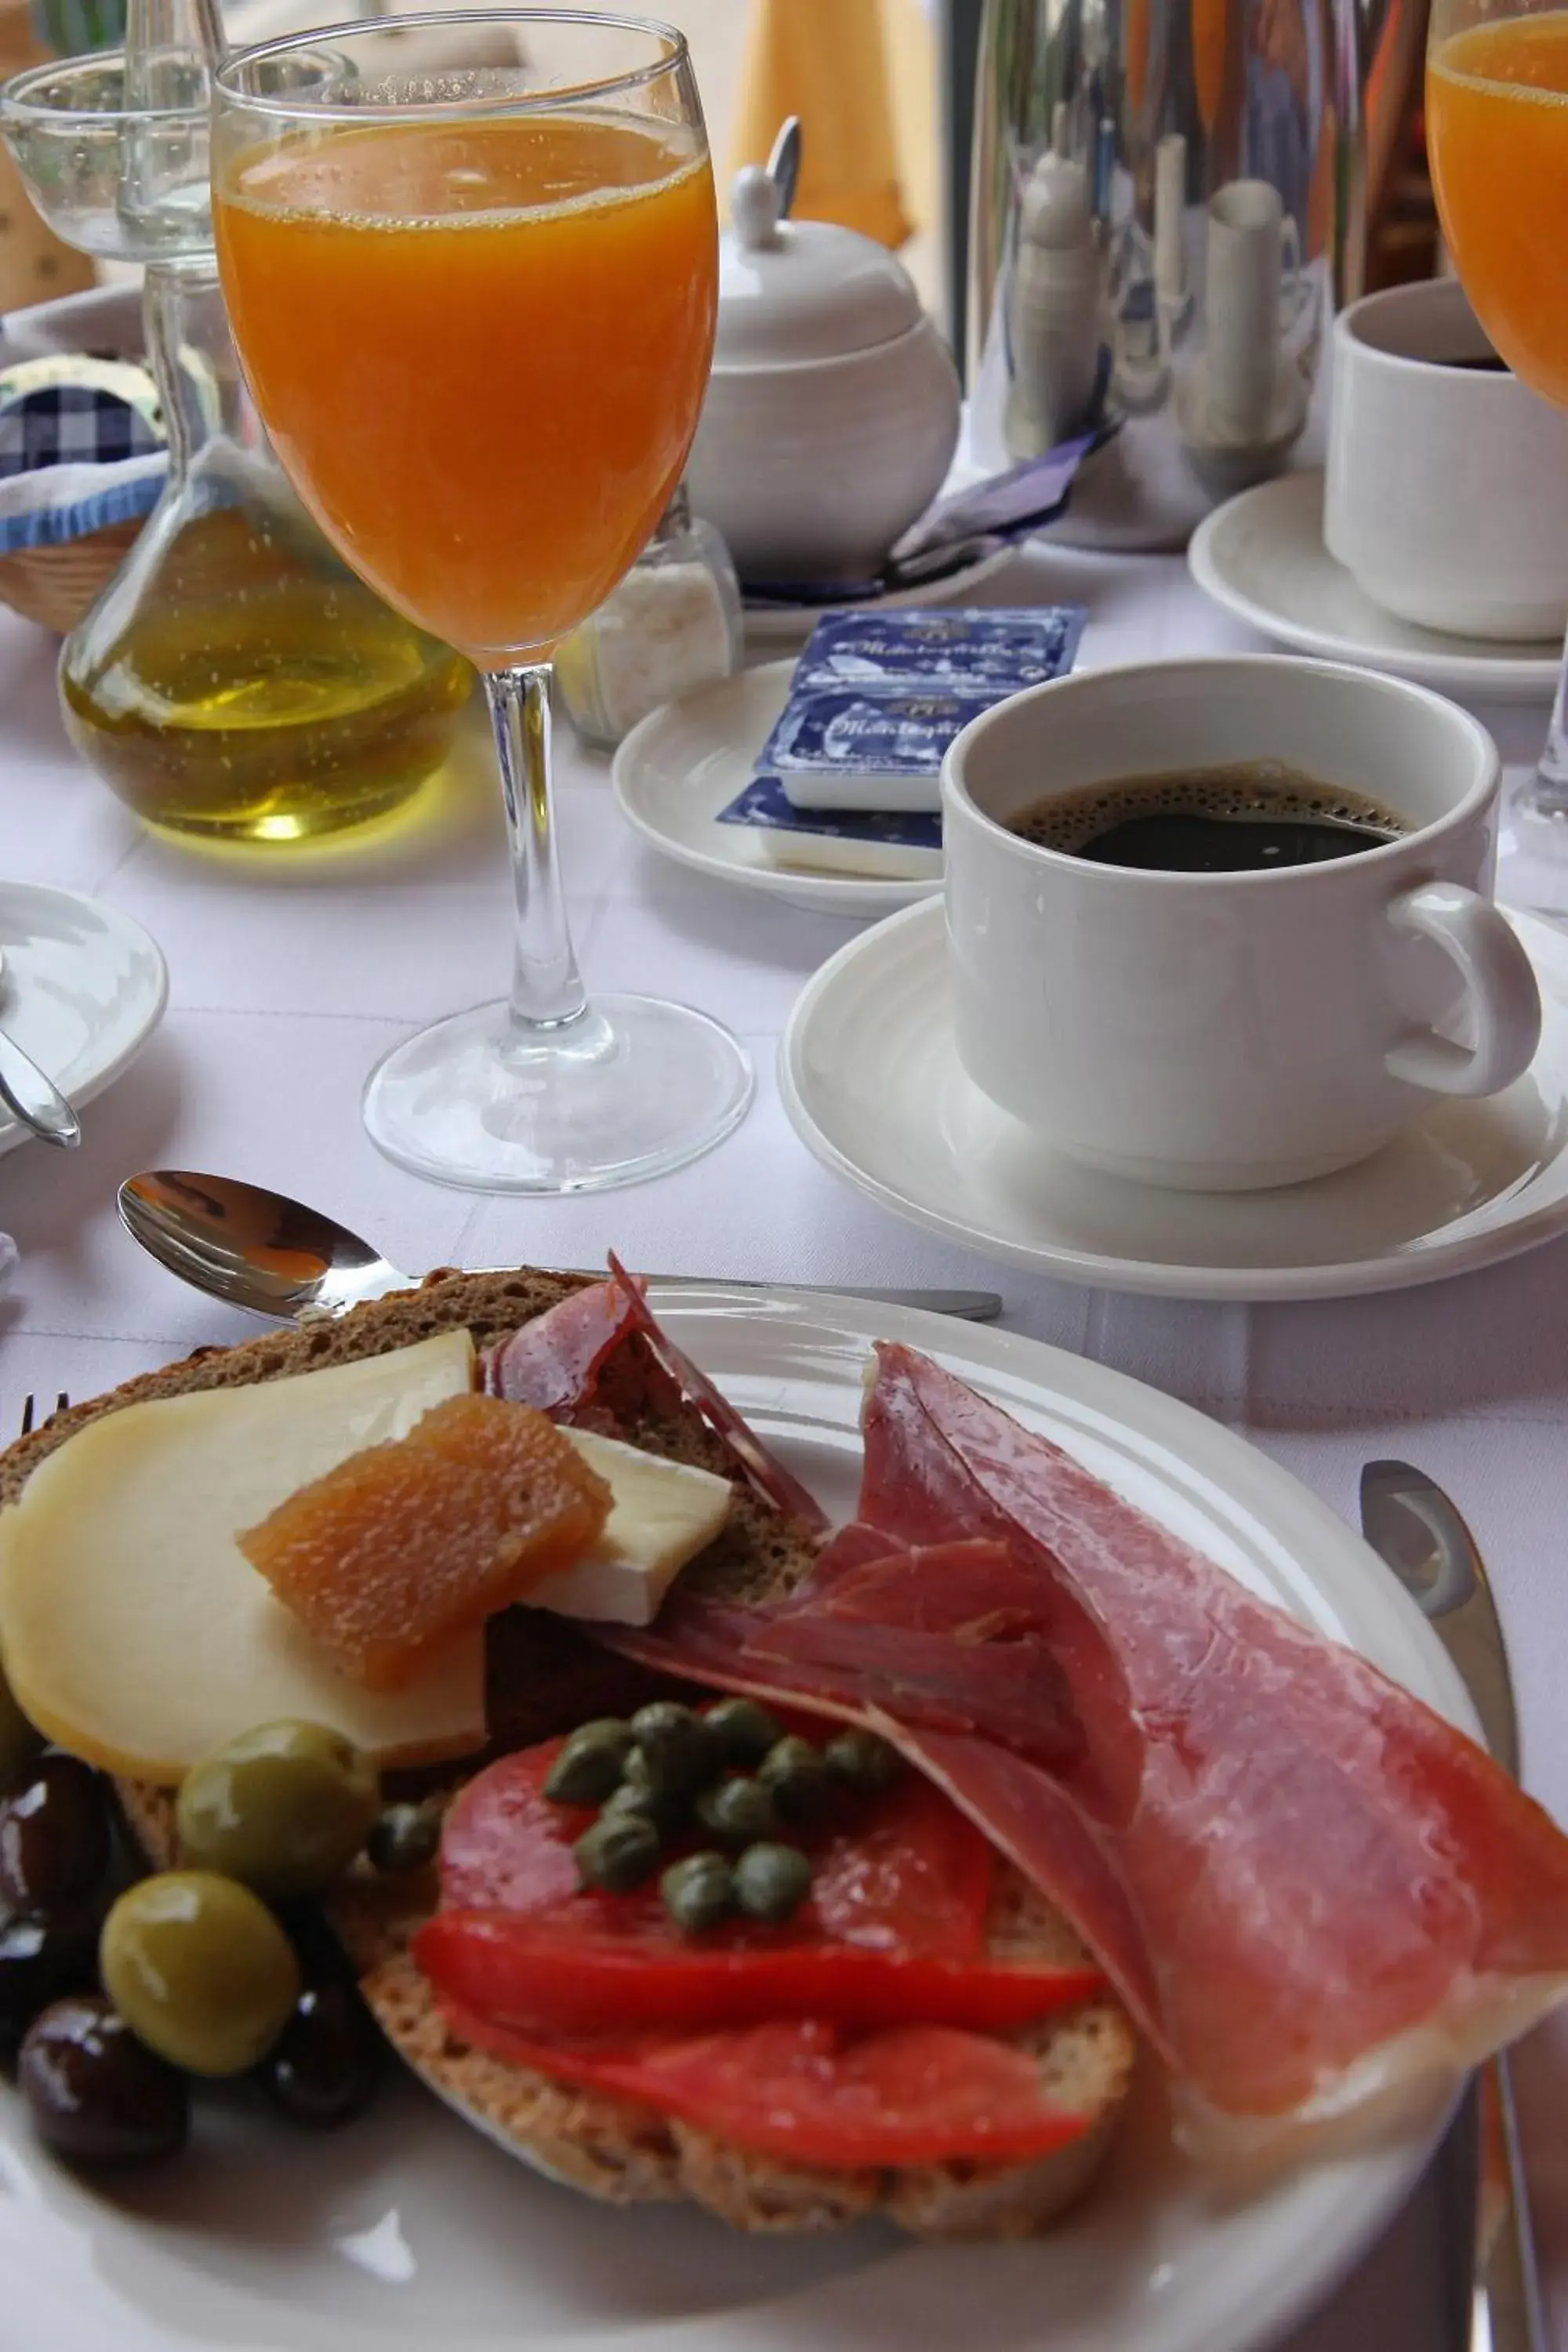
[731,164,785,253]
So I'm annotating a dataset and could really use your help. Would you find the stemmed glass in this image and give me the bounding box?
[1427,0,1568,917]
[210,13,753,1190]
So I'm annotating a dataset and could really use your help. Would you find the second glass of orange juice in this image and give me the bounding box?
[212,14,752,1190]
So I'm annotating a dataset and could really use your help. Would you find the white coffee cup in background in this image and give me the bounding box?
[1325,278,1568,642]
[942,657,1541,1192]
[1202,179,1301,442]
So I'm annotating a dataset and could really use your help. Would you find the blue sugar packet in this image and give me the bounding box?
[793,605,1086,696]
[717,771,941,881]
[760,688,993,815]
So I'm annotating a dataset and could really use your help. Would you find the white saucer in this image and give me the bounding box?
[779,895,1568,1301]
[0,882,168,1156]
[742,540,1016,649]
[612,663,942,920]
[1189,471,1563,704]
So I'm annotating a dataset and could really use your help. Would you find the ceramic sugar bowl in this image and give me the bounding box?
[686,164,960,587]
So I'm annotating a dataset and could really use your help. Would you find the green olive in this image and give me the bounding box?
[543,1720,635,1808]
[365,1800,444,1877]
[824,1730,902,1795]
[0,1653,44,1785]
[100,1873,300,2078]
[694,1776,779,1847]
[660,1852,736,1937]
[572,1813,662,1894]
[702,1698,782,1769]
[628,1703,715,1795]
[757,1736,834,1825]
[734,1842,813,1926]
[175,1721,379,1900]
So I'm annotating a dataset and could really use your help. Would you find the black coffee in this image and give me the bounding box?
[1008,762,1412,873]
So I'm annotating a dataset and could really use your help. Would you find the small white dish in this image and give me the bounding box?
[0,1287,1463,2352]
[742,538,1017,650]
[1189,470,1563,702]
[0,882,167,1156]
[779,895,1568,1301]
[612,662,942,918]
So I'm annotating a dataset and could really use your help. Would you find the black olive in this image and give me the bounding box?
[0,1755,111,1922]
[0,1911,98,2048]
[19,1995,188,2166]
[260,1980,384,2129]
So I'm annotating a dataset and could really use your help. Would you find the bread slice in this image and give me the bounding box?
[6,1268,1137,2238]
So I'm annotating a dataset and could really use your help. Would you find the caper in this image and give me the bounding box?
[176,1721,379,1901]
[757,1736,834,1825]
[0,1754,111,1922]
[703,1697,782,1769]
[365,1800,444,1877]
[20,1995,189,2167]
[694,1776,779,1847]
[599,1779,684,1838]
[543,1720,635,1807]
[824,1730,903,1795]
[572,1813,662,1895]
[0,1657,43,1786]
[628,1702,714,1795]
[734,1842,813,1926]
[660,1852,737,1937]
[100,1872,300,2078]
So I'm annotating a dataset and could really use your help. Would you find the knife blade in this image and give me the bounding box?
[1359,1461,1548,2352]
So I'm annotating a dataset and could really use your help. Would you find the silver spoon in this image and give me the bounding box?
[118,1171,1004,1323]
[0,949,81,1149]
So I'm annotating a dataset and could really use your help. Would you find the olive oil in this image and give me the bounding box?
[60,510,471,844]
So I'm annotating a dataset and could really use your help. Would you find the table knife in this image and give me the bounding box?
[1359,1460,1548,2352]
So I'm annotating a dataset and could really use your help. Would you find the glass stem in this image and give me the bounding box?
[486,665,590,1033]
[1533,626,1568,812]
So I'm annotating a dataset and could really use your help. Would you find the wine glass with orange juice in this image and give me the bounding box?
[1428,0,1568,913]
[211,13,752,1190]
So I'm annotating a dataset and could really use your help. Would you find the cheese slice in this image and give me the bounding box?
[538,1430,732,1625]
[0,1332,485,1784]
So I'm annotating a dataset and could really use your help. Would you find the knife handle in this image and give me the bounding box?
[1478,2053,1549,2352]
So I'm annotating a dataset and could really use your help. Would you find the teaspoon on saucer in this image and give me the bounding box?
[118,1170,1004,1323]
[0,949,81,1149]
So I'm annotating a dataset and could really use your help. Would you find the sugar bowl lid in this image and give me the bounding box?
[714,143,924,368]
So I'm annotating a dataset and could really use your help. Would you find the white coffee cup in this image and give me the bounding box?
[942,657,1541,1192]
[1202,179,1301,442]
[1325,278,1568,641]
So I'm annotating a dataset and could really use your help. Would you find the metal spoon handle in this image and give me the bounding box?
[0,1026,80,1149]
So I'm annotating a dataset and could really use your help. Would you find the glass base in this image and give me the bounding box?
[1495,770,1568,923]
[361,993,754,1194]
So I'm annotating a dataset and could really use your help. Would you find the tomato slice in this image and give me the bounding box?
[442,2004,1097,2169]
[439,1736,995,1958]
[415,1908,1102,2038]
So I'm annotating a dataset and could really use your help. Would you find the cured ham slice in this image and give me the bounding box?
[609,1338,1568,2143]
[484,1283,638,1417]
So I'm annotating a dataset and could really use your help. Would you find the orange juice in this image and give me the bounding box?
[213,115,716,663]
[1428,13,1568,408]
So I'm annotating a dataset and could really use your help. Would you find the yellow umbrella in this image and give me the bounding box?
[727,0,913,249]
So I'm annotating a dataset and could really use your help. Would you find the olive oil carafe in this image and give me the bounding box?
[0,5,470,845]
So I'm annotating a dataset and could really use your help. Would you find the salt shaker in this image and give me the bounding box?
[556,483,743,750]
[1003,153,1104,462]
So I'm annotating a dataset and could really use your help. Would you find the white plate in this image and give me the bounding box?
[0,883,168,1156]
[742,541,1017,650]
[612,665,942,920]
[0,1285,1465,2352]
[779,896,1568,1301]
[1189,471,1563,703]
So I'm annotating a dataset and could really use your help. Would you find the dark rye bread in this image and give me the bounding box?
[10,1268,1137,2238]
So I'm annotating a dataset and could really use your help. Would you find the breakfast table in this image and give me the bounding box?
[0,529,1565,2352]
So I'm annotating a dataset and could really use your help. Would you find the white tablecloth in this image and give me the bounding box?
[1,539,1564,2352]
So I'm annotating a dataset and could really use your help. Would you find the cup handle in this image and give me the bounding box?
[1383,881,1541,1097]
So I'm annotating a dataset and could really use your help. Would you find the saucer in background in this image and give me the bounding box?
[1189,470,1562,702]
[0,882,167,1156]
